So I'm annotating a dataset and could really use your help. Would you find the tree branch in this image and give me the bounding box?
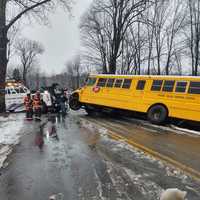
[6,0,51,31]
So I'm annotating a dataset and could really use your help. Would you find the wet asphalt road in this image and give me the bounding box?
[85,115,200,174]
[0,112,200,200]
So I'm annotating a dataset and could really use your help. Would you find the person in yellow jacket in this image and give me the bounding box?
[24,93,33,120]
[33,91,42,120]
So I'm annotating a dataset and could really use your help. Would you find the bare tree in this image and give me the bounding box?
[0,0,72,111]
[80,6,111,73]
[144,1,157,75]
[12,68,21,81]
[81,0,195,76]
[119,20,148,75]
[81,0,154,74]
[102,0,153,74]
[164,0,186,75]
[65,55,81,89]
[152,0,170,75]
[15,38,44,86]
[188,0,200,75]
[7,24,21,62]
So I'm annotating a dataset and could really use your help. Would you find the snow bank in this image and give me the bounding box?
[124,117,200,137]
[170,125,200,136]
[0,114,24,168]
[0,145,13,168]
[0,114,18,123]
[0,115,23,145]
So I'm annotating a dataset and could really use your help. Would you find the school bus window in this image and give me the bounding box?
[162,80,175,92]
[87,78,96,86]
[122,79,132,89]
[114,79,123,88]
[136,80,146,90]
[97,78,107,87]
[106,78,115,88]
[151,80,163,91]
[188,81,200,94]
[175,81,187,93]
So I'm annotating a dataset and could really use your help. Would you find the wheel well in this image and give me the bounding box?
[147,103,169,116]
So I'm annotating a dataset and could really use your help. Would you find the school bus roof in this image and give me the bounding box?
[89,74,200,80]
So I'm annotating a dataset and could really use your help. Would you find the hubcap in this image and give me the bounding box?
[153,109,161,120]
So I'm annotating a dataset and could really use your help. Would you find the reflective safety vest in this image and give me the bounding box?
[24,96,32,110]
[33,95,41,109]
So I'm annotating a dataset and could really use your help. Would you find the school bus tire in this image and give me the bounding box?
[147,104,168,125]
[69,93,82,111]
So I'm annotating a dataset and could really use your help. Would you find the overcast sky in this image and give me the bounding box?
[11,0,93,75]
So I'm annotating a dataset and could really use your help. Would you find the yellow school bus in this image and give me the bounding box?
[69,74,200,124]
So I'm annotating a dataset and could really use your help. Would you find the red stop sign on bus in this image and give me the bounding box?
[93,86,100,93]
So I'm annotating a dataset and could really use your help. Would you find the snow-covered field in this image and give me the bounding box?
[0,114,24,169]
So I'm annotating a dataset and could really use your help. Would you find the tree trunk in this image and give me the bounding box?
[109,57,117,74]
[137,21,141,75]
[23,68,27,86]
[157,54,161,75]
[0,0,8,112]
[194,35,199,76]
[194,0,200,76]
[102,54,107,74]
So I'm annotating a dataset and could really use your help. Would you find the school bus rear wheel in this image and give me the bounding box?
[147,105,168,125]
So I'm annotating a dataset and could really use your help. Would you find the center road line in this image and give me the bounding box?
[81,117,200,183]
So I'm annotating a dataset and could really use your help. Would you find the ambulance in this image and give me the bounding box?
[5,80,30,112]
[4,80,52,112]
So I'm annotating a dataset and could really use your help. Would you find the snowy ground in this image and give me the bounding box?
[0,114,24,169]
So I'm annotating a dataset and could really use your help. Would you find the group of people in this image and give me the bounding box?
[24,91,42,120]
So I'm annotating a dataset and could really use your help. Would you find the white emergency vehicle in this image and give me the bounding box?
[4,80,52,112]
[5,81,30,112]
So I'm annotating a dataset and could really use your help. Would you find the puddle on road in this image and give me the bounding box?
[34,115,64,150]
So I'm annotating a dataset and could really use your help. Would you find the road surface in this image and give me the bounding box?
[0,111,199,200]
[84,114,200,176]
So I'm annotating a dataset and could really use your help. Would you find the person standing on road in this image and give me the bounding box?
[24,93,33,120]
[33,91,42,120]
[60,90,68,115]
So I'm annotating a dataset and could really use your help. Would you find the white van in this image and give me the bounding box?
[4,81,52,112]
[5,82,30,112]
